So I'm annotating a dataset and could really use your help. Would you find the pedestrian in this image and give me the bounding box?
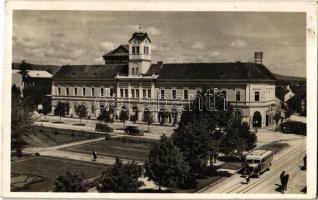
[280,171,285,193]
[92,150,97,161]
[245,171,250,184]
[284,173,289,192]
[303,155,307,169]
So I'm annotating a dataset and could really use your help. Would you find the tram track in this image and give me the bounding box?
[210,141,305,193]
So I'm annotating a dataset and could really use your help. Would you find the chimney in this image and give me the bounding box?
[254,52,263,64]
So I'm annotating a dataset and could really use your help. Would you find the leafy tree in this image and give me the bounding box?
[75,104,88,125]
[221,121,257,160]
[172,87,234,174]
[54,171,88,192]
[11,85,33,157]
[18,60,32,81]
[97,158,144,192]
[97,108,111,125]
[119,109,129,128]
[144,135,190,190]
[39,97,51,120]
[54,101,66,122]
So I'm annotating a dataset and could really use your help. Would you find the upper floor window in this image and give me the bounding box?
[66,87,69,96]
[91,88,95,96]
[236,91,241,101]
[144,46,149,54]
[148,89,151,98]
[160,89,165,99]
[125,89,128,97]
[255,91,260,102]
[172,90,177,99]
[132,68,135,75]
[82,88,86,96]
[143,89,147,98]
[132,46,136,54]
[183,90,189,100]
[100,88,104,96]
[131,89,135,98]
[110,88,113,97]
[136,46,140,54]
[120,89,124,97]
[74,88,78,96]
[58,87,61,95]
[136,89,139,98]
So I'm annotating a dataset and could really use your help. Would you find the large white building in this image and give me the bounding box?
[52,31,277,128]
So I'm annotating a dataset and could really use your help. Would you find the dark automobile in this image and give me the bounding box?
[279,121,306,135]
[124,126,144,136]
[95,123,113,133]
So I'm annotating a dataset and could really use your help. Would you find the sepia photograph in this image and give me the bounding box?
[1,1,317,199]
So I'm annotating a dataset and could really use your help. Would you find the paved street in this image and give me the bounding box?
[199,135,306,194]
[30,115,307,193]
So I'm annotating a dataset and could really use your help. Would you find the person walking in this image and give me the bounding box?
[284,173,289,192]
[92,150,97,161]
[303,155,307,170]
[280,171,285,193]
[245,171,251,184]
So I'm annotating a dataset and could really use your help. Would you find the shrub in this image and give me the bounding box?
[54,171,88,192]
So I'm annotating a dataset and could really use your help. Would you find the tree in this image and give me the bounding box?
[97,108,111,125]
[39,97,51,120]
[144,135,190,190]
[221,121,257,160]
[18,60,32,81]
[54,171,88,192]
[54,101,66,122]
[97,158,144,192]
[172,87,234,175]
[11,85,33,157]
[75,104,88,125]
[119,109,129,128]
[143,110,153,132]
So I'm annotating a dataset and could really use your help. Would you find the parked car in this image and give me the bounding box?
[279,121,306,135]
[95,123,113,133]
[124,126,144,136]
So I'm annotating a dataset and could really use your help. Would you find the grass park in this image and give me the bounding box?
[11,156,109,192]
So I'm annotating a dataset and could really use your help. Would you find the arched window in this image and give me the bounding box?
[135,67,139,75]
[132,67,135,75]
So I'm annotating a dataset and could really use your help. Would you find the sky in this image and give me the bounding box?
[13,11,306,77]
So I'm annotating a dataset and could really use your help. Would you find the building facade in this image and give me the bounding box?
[52,31,277,128]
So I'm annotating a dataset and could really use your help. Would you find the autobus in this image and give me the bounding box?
[245,150,273,177]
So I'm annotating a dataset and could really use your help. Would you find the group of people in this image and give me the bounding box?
[280,171,289,194]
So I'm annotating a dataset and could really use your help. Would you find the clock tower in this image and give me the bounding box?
[128,31,152,76]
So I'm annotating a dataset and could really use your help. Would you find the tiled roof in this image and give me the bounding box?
[128,32,151,43]
[12,69,52,78]
[147,62,276,82]
[103,45,129,57]
[53,64,128,80]
[12,63,62,75]
[26,70,52,78]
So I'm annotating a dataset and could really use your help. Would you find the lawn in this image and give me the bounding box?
[62,136,157,161]
[22,126,103,147]
[11,156,109,192]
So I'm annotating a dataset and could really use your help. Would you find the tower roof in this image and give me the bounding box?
[128,32,151,43]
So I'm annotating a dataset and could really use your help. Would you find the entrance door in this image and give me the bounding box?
[253,111,262,128]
